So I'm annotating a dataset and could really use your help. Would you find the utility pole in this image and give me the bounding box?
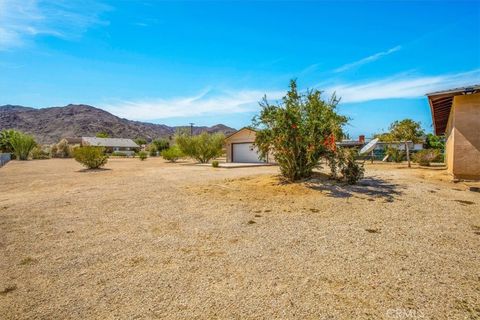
[189,123,194,136]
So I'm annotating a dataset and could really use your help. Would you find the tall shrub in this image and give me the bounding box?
[73,146,108,169]
[10,131,37,160]
[253,79,348,181]
[175,132,224,163]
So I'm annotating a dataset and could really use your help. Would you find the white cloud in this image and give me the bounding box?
[101,69,480,121]
[334,45,402,73]
[101,89,285,121]
[0,0,109,50]
[325,69,480,103]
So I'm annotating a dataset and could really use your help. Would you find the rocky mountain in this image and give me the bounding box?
[0,104,237,144]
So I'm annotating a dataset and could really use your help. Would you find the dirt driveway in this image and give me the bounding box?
[0,158,479,319]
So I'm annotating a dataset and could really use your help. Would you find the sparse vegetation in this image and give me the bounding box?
[339,149,365,184]
[385,146,405,163]
[413,149,442,166]
[95,132,110,138]
[138,151,148,161]
[253,79,347,181]
[327,148,364,184]
[381,119,424,168]
[161,145,184,162]
[148,145,158,156]
[111,151,127,157]
[31,146,51,159]
[212,160,219,168]
[50,139,73,158]
[175,132,224,163]
[73,146,108,169]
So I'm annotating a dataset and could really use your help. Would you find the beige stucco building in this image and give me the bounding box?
[427,85,480,180]
[225,128,275,163]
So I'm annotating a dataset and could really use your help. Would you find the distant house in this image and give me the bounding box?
[373,141,424,152]
[337,135,366,148]
[337,135,423,153]
[427,85,480,180]
[81,137,139,156]
[224,128,275,163]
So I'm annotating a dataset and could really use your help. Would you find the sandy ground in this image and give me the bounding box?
[0,158,479,319]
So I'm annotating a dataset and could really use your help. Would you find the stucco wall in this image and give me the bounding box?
[450,94,480,180]
[445,104,455,175]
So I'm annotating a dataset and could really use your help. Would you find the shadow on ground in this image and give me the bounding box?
[306,174,404,202]
[77,168,112,173]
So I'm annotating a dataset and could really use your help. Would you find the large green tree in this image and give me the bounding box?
[253,79,348,181]
[386,119,424,168]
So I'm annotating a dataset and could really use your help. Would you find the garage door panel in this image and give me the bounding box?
[232,143,264,163]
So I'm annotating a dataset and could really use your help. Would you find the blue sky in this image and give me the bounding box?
[0,0,479,137]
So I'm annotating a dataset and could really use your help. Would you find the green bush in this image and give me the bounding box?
[152,139,170,153]
[212,160,219,168]
[161,146,183,162]
[73,146,108,169]
[175,132,223,163]
[111,151,127,157]
[327,148,364,184]
[413,149,442,166]
[138,151,148,161]
[148,145,158,157]
[0,129,16,154]
[385,147,405,163]
[340,149,364,184]
[10,131,37,160]
[31,146,50,160]
[135,138,147,146]
[253,79,347,181]
[50,139,73,158]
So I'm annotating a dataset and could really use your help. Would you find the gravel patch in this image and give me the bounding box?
[0,158,479,319]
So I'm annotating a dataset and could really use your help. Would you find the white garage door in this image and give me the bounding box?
[232,143,264,163]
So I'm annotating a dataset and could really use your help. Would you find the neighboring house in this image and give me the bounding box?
[427,85,480,180]
[81,137,140,156]
[373,141,424,152]
[225,128,275,163]
[337,135,366,148]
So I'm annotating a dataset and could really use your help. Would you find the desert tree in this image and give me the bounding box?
[385,119,424,168]
[175,131,224,163]
[253,79,348,181]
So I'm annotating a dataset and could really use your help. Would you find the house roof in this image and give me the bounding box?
[81,137,139,148]
[225,127,256,140]
[63,137,82,144]
[426,84,480,135]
